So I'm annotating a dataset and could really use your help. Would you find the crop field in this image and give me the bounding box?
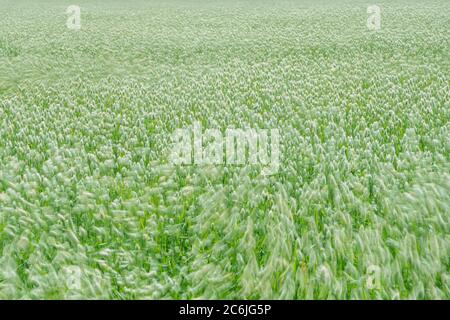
[0,0,449,299]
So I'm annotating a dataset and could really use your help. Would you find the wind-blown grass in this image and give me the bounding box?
[0,0,449,299]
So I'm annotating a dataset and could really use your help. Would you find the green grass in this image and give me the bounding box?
[0,0,449,299]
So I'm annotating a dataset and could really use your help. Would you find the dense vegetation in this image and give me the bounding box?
[0,0,449,299]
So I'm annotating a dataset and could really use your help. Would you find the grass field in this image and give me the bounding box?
[0,0,449,299]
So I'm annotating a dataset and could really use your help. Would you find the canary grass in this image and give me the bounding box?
[0,0,449,299]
